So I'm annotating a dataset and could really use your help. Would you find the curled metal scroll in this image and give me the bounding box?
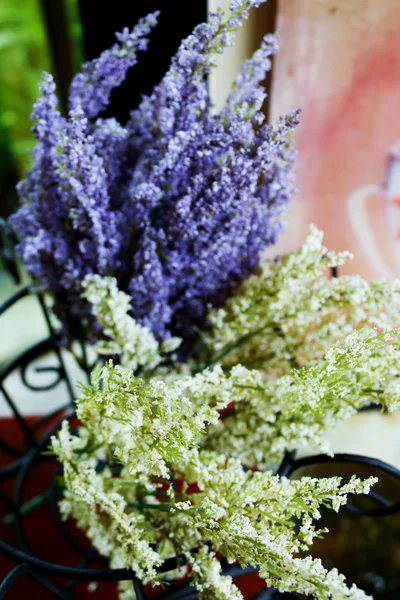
[0,286,76,482]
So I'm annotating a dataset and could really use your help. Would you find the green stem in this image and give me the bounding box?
[194,324,269,374]
[2,491,50,526]
[142,491,170,499]
[127,501,172,512]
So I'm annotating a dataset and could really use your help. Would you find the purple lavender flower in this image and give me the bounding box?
[125,23,298,341]
[222,34,278,128]
[10,73,67,289]
[69,12,160,118]
[11,0,299,351]
[11,92,123,334]
[56,107,121,274]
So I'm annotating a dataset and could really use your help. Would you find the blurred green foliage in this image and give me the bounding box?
[0,1,51,173]
[0,0,83,217]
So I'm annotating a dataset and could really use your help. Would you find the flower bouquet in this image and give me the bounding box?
[8,1,400,598]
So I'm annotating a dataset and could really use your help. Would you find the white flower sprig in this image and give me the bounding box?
[200,330,400,466]
[76,361,227,479]
[52,416,375,600]
[205,225,400,376]
[82,274,181,372]
[52,422,162,582]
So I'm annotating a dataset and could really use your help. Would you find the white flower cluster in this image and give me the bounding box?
[199,330,400,466]
[52,421,162,582]
[76,361,227,479]
[52,414,375,600]
[205,225,400,376]
[55,227,400,599]
[82,274,181,372]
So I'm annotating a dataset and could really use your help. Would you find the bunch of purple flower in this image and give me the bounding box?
[10,0,299,349]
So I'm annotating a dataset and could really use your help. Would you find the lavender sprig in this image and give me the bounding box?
[69,12,160,118]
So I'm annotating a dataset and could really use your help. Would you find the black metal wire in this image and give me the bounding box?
[49,464,91,556]
[0,382,36,450]
[0,285,33,316]
[0,563,34,598]
[0,285,76,482]
[0,435,24,457]
[0,560,76,600]
[0,219,21,285]
[65,554,104,593]
[36,293,76,404]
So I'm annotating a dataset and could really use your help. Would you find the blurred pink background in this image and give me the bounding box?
[270,0,400,279]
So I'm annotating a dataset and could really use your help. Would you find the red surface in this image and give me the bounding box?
[0,417,265,599]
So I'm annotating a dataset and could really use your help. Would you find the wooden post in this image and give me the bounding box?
[39,0,76,115]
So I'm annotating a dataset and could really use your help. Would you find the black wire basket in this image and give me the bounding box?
[1,221,400,599]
